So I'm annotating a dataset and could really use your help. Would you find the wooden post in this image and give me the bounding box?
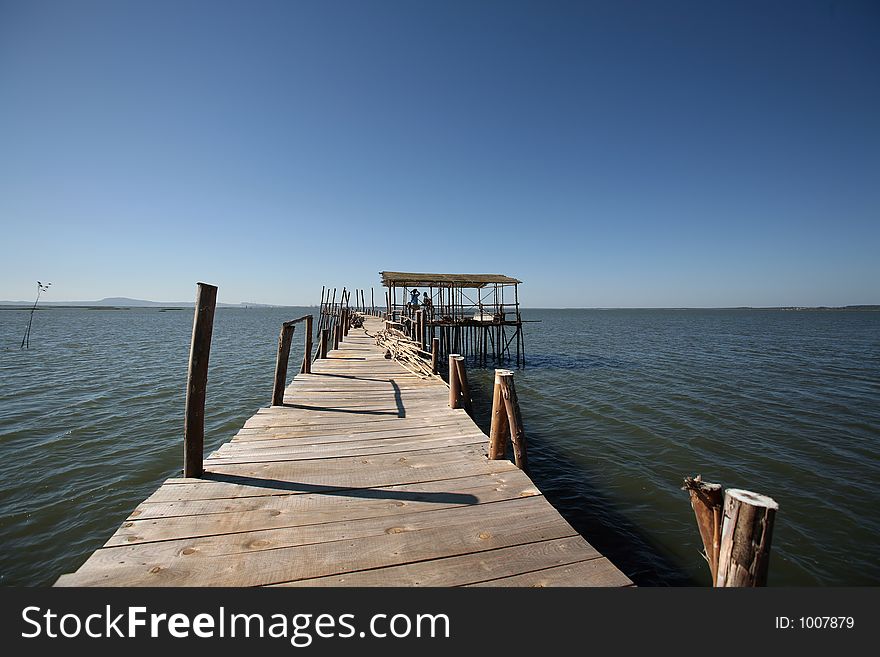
[333,321,340,350]
[272,322,295,406]
[448,353,461,409]
[300,314,313,374]
[184,282,217,479]
[431,337,439,374]
[452,355,472,414]
[499,371,527,470]
[716,489,779,587]
[488,369,511,460]
[682,475,723,584]
[319,328,329,359]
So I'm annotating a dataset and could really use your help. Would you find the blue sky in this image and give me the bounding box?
[1,0,877,307]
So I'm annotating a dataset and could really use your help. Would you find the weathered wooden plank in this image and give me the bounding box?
[207,433,487,464]
[465,557,632,588]
[230,423,482,445]
[241,410,465,427]
[144,455,519,503]
[108,474,541,546]
[273,536,599,587]
[238,414,470,432]
[58,496,577,586]
[119,494,557,562]
[131,471,538,520]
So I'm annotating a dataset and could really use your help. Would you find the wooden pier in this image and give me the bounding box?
[55,314,631,587]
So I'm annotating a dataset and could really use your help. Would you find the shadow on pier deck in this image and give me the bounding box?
[55,316,631,587]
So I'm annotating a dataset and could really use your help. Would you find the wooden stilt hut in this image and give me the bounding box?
[380,271,525,367]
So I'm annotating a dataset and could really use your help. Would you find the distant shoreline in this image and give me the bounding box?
[524,305,880,311]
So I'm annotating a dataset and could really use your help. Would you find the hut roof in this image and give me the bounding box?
[380,271,522,288]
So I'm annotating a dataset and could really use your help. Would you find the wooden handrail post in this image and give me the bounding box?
[333,320,340,350]
[716,489,779,587]
[319,328,329,359]
[452,355,472,414]
[488,369,512,461]
[184,282,217,479]
[431,337,439,374]
[272,322,295,406]
[301,315,313,374]
[448,353,461,409]
[498,370,527,470]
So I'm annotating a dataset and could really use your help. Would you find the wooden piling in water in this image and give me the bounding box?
[487,369,527,470]
[431,337,439,374]
[683,476,779,586]
[448,353,461,409]
[682,475,723,583]
[716,489,779,587]
[451,355,472,414]
[498,371,527,470]
[488,369,511,460]
[183,282,217,479]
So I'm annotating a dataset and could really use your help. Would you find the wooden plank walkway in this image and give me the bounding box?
[55,316,632,587]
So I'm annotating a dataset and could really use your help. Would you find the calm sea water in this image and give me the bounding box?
[0,306,877,586]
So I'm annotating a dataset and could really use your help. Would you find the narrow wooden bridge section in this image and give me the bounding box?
[56,316,631,587]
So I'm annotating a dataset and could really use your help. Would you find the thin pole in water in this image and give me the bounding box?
[20,281,51,350]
